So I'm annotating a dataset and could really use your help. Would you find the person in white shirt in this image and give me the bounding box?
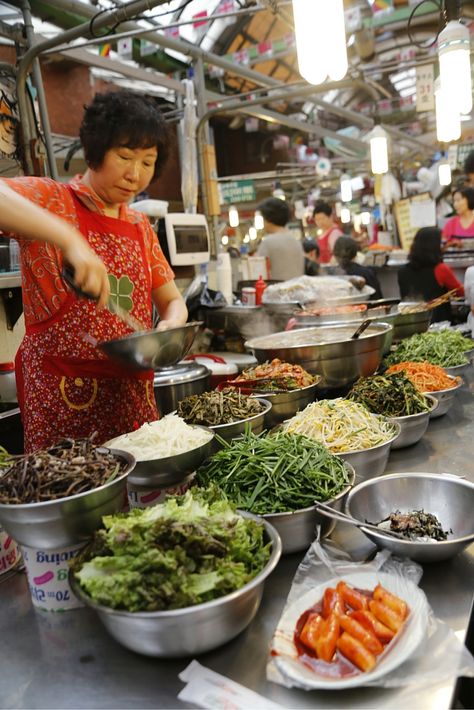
[257,198,304,281]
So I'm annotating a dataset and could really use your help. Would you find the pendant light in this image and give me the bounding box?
[340,207,351,224]
[340,174,352,203]
[438,20,472,116]
[249,226,257,240]
[369,125,389,175]
[438,161,452,186]
[254,210,264,230]
[292,0,348,85]
[435,79,461,143]
[228,205,239,228]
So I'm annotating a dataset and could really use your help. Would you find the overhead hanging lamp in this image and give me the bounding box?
[340,174,352,203]
[340,207,351,224]
[369,125,389,175]
[254,210,264,230]
[438,161,452,186]
[435,79,461,143]
[228,205,239,228]
[438,20,472,116]
[292,0,348,85]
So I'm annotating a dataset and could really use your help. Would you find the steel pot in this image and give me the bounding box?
[154,362,210,416]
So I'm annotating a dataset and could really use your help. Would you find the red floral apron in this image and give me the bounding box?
[318,227,339,264]
[15,188,158,453]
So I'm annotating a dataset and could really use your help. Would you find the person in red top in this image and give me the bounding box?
[0,90,187,452]
[313,201,343,264]
[442,187,474,247]
[398,227,464,322]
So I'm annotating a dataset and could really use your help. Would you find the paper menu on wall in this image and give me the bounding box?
[393,192,436,252]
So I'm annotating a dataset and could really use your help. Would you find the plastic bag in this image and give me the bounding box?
[267,539,474,690]
[184,276,228,321]
[262,275,374,305]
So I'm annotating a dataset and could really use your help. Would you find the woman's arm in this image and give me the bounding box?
[0,181,109,306]
[152,280,188,330]
[434,262,464,297]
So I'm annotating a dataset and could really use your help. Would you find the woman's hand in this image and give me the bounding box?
[62,234,110,308]
[152,281,188,330]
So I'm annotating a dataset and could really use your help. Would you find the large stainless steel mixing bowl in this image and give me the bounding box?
[261,463,355,554]
[392,306,431,342]
[127,427,214,487]
[209,398,272,443]
[425,377,463,419]
[346,472,474,563]
[99,322,202,370]
[334,422,401,481]
[70,514,282,657]
[254,382,319,427]
[388,394,437,449]
[0,450,135,549]
[245,323,393,388]
[445,361,471,377]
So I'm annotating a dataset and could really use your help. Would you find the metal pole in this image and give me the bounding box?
[15,0,170,174]
[19,0,58,178]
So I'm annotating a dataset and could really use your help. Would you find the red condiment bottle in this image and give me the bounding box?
[255,275,266,305]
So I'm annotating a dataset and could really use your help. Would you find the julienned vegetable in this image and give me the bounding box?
[72,488,271,612]
[386,361,460,392]
[385,330,473,368]
[177,389,264,426]
[283,399,397,453]
[348,373,430,417]
[196,430,351,514]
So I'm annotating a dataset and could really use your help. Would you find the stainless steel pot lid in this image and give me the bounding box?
[153,362,210,386]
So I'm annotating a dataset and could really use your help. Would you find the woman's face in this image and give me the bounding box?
[89,145,157,206]
[453,191,469,216]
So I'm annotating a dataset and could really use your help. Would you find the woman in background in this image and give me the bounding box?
[333,236,382,300]
[398,227,463,322]
[442,187,474,248]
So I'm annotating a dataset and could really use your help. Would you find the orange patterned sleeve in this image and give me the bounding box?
[136,213,175,289]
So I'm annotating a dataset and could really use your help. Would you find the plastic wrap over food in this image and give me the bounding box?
[262,276,374,305]
[267,540,474,691]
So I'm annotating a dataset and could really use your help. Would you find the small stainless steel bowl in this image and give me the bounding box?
[424,378,463,419]
[253,382,319,427]
[0,450,135,549]
[209,399,272,443]
[69,514,282,657]
[392,307,431,342]
[128,427,214,487]
[334,422,401,482]
[388,394,437,449]
[346,472,474,563]
[260,463,355,554]
[445,362,471,377]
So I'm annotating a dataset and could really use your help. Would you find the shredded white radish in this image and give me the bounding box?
[106,414,213,461]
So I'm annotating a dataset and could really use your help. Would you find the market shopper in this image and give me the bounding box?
[442,187,474,247]
[398,227,464,322]
[303,238,320,276]
[313,201,343,264]
[0,90,187,452]
[257,197,304,281]
[464,151,474,187]
[333,236,382,299]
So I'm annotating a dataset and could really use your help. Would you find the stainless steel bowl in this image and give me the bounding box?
[245,323,393,388]
[254,382,319,427]
[388,394,438,449]
[99,322,202,371]
[425,378,463,419]
[0,450,135,549]
[392,306,431,342]
[209,399,272,443]
[261,463,355,554]
[70,514,282,657]
[445,361,471,377]
[334,422,401,482]
[128,428,214,487]
[346,472,474,563]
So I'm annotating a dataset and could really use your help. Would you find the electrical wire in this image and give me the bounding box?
[406,0,443,49]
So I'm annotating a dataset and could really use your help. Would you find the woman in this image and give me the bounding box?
[442,187,474,247]
[333,236,382,300]
[312,201,343,264]
[0,90,187,452]
[398,227,464,322]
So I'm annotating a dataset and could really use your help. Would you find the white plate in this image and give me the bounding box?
[271,571,429,690]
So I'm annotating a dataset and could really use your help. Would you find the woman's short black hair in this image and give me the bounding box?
[409,227,442,268]
[333,236,358,266]
[453,186,474,210]
[303,237,319,255]
[313,201,332,218]
[79,90,170,180]
[258,197,290,227]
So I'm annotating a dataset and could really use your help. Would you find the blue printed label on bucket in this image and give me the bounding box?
[127,475,193,509]
[21,543,85,612]
[0,525,20,575]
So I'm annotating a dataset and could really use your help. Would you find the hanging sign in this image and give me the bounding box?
[117,37,133,57]
[415,64,435,112]
[140,39,156,56]
[220,180,256,204]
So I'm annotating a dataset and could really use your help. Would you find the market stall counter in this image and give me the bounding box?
[1,374,474,709]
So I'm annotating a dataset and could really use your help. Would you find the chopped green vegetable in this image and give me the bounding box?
[196,430,351,514]
[385,330,473,368]
[72,488,271,612]
[348,373,430,417]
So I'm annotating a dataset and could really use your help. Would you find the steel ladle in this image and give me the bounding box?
[312,501,407,539]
